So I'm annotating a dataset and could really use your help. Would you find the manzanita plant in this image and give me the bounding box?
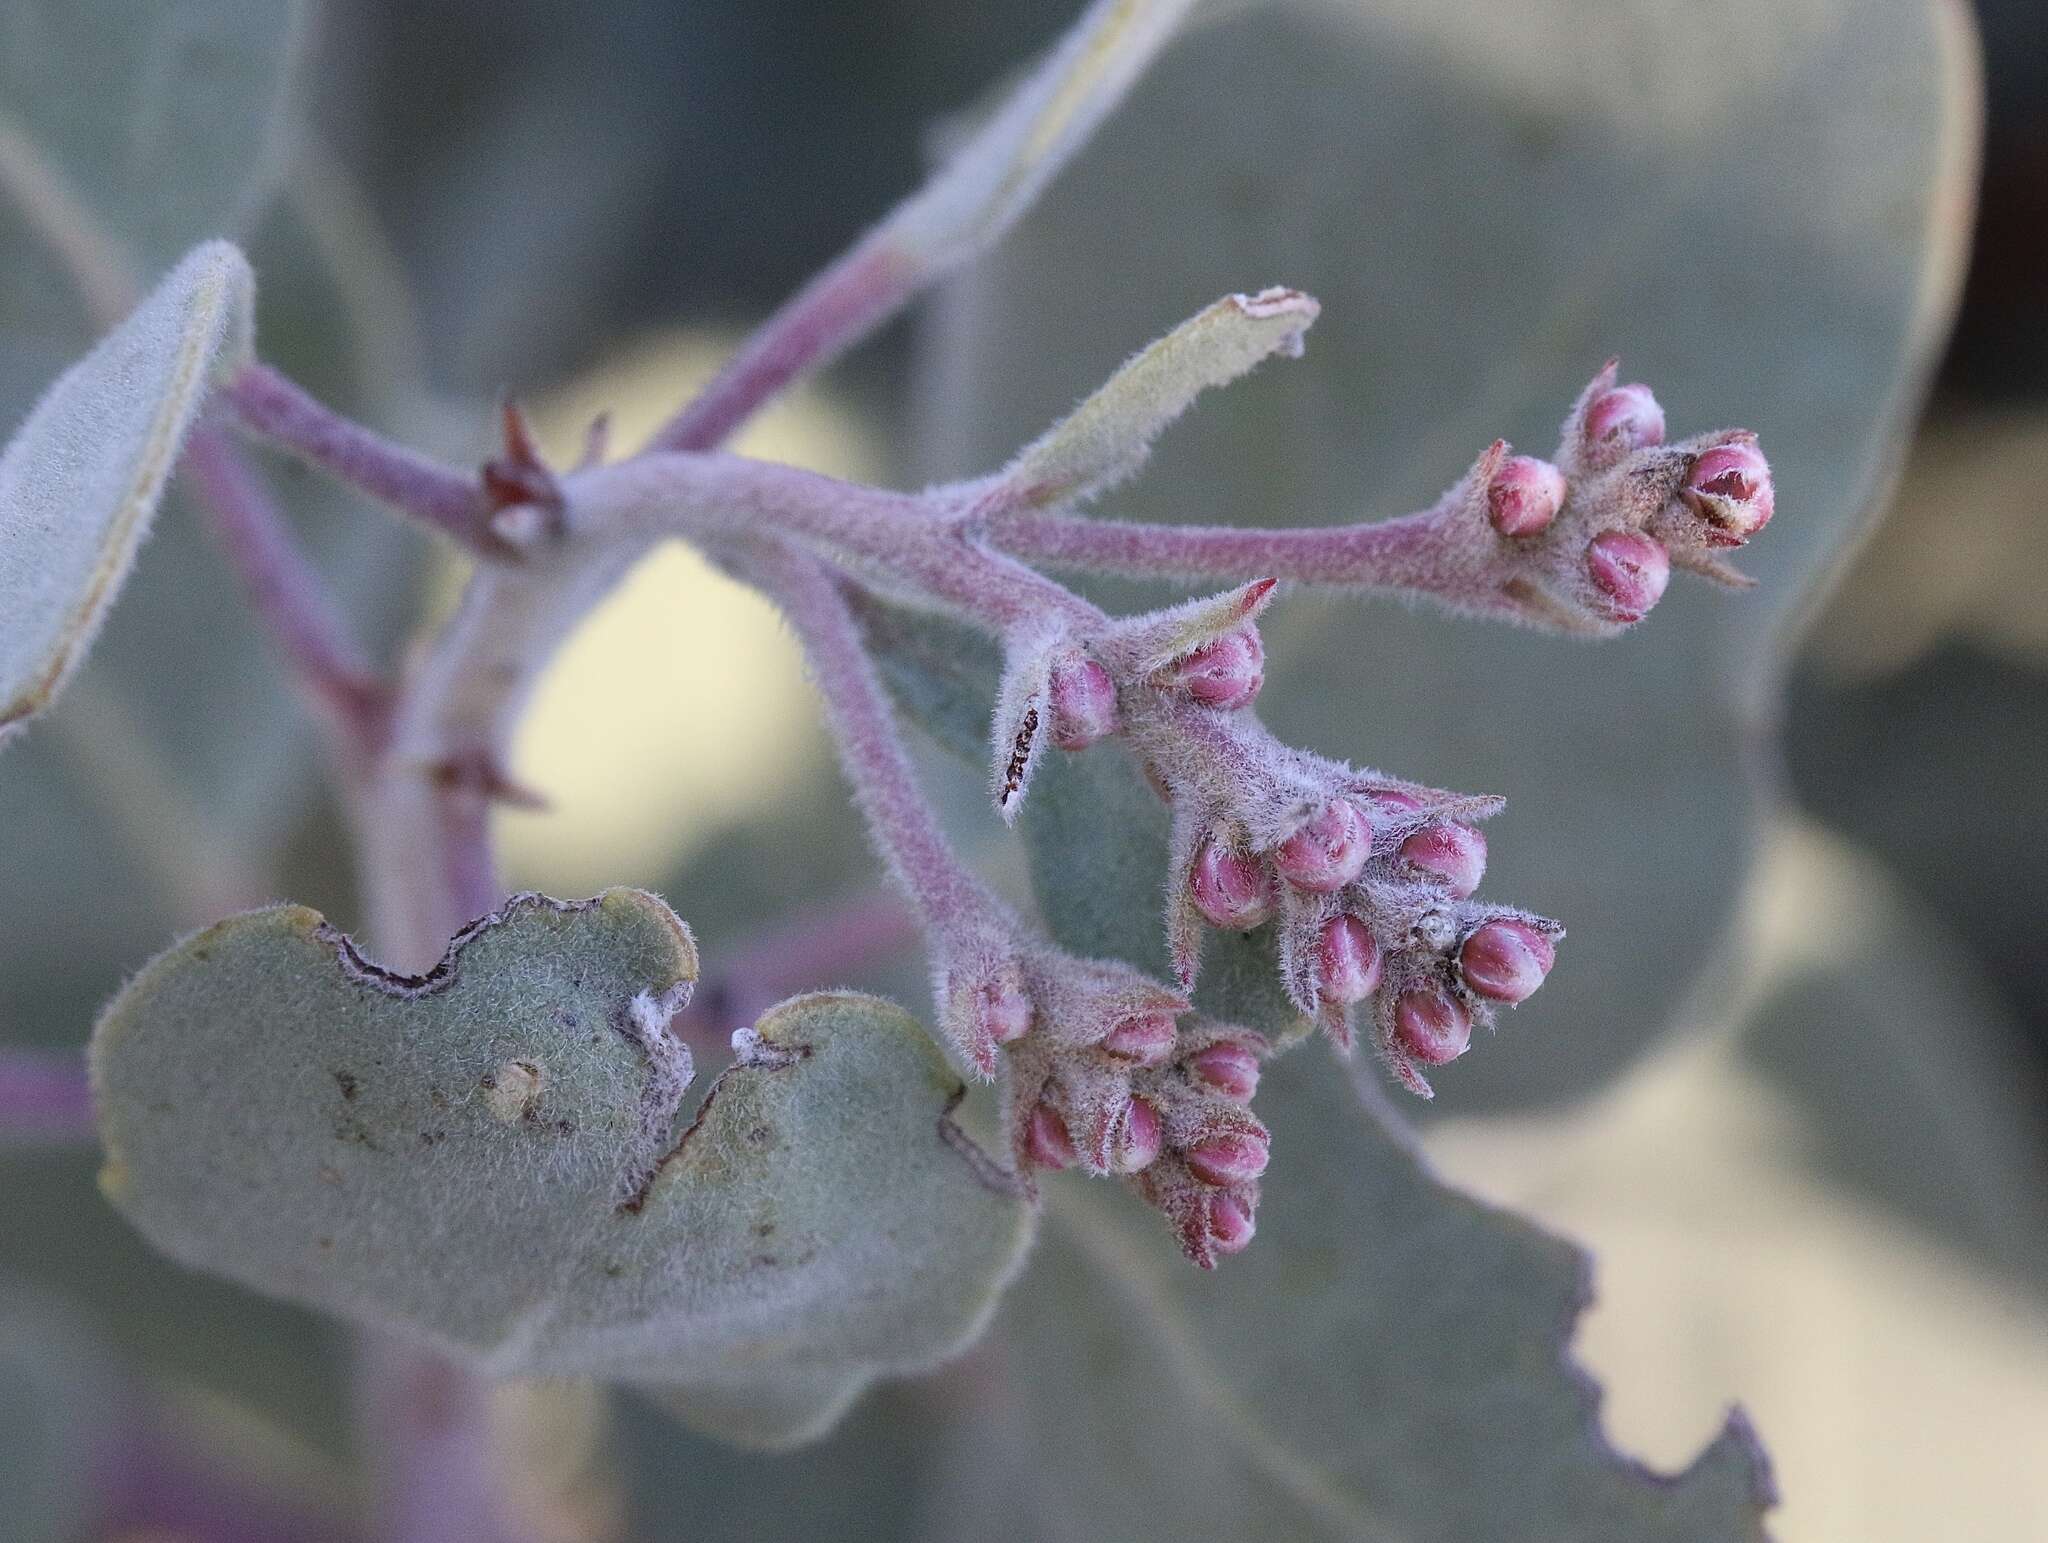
[0,0,1976,1539]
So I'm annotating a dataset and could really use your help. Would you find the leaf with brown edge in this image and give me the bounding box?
[90,890,1032,1450]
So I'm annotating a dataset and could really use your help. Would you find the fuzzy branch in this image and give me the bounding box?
[644,0,1197,456]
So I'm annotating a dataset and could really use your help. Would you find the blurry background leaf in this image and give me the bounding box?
[911,0,1979,1111]
[0,1287,114,1543]
[1423,820,2048,1541]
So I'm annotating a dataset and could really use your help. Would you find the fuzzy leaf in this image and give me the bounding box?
[91,891,1032,1450]
[0,241,252,736]
[996,289,1318,511]
[912,0,1978,1110]
[888,0,1198,265]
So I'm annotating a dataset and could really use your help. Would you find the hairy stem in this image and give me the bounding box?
[738,539,1009,944]
[181,422,389,753]
[643,0,1197,456]
[984,500,1544,622]
[223,364,496,554]
[575,452,1099,635]
[647,236,917,454]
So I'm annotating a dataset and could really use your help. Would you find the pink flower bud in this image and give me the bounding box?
[1191,839,1275,930]
[1487,455,1567,537]
[1049,656,1120,749]
[1274,800,1371,893]
[1166,629,1264,710]
[1585,530,1670,623]
[1185,1130,1271,1187]
[1317,915,1382,1004]
[1367,788,1424,820]
[1681,443,1774,547]
[1459,920,1556,1003]
[976,980,1034,1047]
[1208,1190,1256,1255]
[1393,988,1472,1066]
[1398,824,1487,899]
[1101,1012,1179,1065]
[1583,382,1665,456]
[1024,1103,1076,1169]
[1113,1097,1163,1173]
[1188,1041,1261,1102]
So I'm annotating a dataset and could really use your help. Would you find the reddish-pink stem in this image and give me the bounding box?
[0,1047,94,1144]
[181,422,390,750]
[645,236,917,455]
[740,541,1008,942]
[984,503,1535,621]
[581,452,1100,635]
[224,364,495,554]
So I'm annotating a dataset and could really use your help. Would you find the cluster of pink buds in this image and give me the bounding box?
[933,933,1273,1267]
[936,352,1779,1263]
[983,570,1565,1099]
[1466,360,1776,631]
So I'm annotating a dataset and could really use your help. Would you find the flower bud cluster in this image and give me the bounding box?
[1455,360,1775,633]
[980,573,1564,1101]
[1161,732,1562,1099]
[939,939,1274,1267]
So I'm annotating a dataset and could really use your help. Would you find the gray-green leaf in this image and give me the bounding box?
[0,240,252,736]
[90,890,1031,1449]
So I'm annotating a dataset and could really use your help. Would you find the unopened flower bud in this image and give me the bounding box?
[1113,1098,1163,1173]
[1459,920,1556,1003]
[1185,1130,1270,1187]
[1025,1103,1077,1169]
[1317,915,1382,1004]
[1188,1041,1261,1102]
[1681,443,1774,546]
[1585,530,1670,623]
[1166,629,1264,710]
[976,981,1034,1048]
[1367,788,1423,820]
[1487,455,1567,537]
[1398,824,1487,899]
[1274,800,1371,893]
[1208,1190,1256,1255]
[1049,656,1120,749]
[1393,987,1472,1066]
[1583,382,1665,457]
[1102,1012,1179,1065]
[1192,839,1275,930]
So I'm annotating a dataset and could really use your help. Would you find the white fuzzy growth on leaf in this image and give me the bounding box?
[0,241,253,733]
[1000,289,1320,511]
[889,0,1198,264]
